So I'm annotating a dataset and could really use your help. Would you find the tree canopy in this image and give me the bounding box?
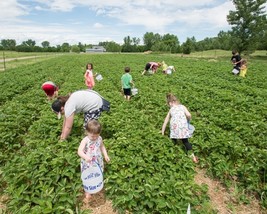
[227,0,267,54]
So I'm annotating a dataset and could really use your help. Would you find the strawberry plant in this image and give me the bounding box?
[0,54,266,212]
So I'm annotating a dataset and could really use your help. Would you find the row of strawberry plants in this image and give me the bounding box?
[2,54,211,212]
[91,58,210,213]
[1,54,266,212]
[169,58,267,207]
[94,54,265,210]
[108,55,267,208]
[0,57,73,165]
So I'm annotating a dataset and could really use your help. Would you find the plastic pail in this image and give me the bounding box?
[188,124,195,137]
[166,69,172,74]
[131,88,138,96]
[81,164,103,194]
[96,74,103,81]
[232,69,239,75]
[148,69,153,74]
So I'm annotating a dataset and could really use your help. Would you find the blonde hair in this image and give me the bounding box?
[241,59,247,65]
[166,93,180,104]
[85,119,102,134]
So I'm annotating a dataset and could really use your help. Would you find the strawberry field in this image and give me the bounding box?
[0,53,266,213]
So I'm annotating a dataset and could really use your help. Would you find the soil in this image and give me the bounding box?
[194,167,264,214]
[0,56,42,63]
[80,189,118,214]
[0,195,8,211]
[81,167,264,214]
[1,169,265,214]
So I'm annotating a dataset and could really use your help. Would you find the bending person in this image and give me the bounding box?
[231,50,242,75]
[42,81,59,100]
[162,61,176,74]
[142,62,161,75]
[51,90,110,141]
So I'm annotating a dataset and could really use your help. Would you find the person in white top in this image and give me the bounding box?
[78,119,110,202]
[161,93,198,163]
[51,90,110,140]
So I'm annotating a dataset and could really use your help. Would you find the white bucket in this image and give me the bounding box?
[81,163,103,194]
[148,69,153,74]
[96,74,103,81]
[188,124,195,137]
[166,69,172,75]
[131,88,138,96]
[232,69,239,75]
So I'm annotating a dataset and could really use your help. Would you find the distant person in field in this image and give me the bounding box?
[78,119,110,203]
[239,59,247,78]
[231,50,242,75]
[51,90,110,141]
[121,66,135,101]
[161,93,198,163]
[161,61,176,74]
[141,62,162,75]
[84,63,96,89]
[41,81,59,100]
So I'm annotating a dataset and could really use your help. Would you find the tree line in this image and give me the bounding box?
[1,0,266,54]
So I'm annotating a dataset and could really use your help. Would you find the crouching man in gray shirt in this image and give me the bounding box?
[51,90,110,140]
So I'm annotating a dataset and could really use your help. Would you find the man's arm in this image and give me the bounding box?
[60,113,74,140]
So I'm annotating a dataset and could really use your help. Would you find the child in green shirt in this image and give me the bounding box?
[121,67,134,101]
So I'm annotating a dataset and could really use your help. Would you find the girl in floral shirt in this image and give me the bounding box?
[161,93,198,163]
[78,119,110,202]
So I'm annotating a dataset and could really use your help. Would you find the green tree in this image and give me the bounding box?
[33,46,43,52]
[258,30,267,49]
[16,44,32,52]
[1,39,16,50]
[162,34,180,53]
[105,41,121,52]
[22,39,36,47]
[41,41,50,48]
[132,37,140,46]
[121,36,133,52]
[143,32,161,51]
[189,36,197,52]
[217,31,232,50]
[61,43,71,52]
[71,45,80,53]
[182,38,193,54]
[227,0,267,54]
[151,42,169,52]
[78,42,86,52]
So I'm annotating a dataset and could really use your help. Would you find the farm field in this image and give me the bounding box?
[0,51,67,71]
[0,53,266,213]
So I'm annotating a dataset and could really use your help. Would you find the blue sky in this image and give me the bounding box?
[0,0,266,46]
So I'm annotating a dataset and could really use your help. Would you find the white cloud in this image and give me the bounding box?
[0,0,28,21]
[93,23,104,28]
[2,0,264,46]
[169,1,233,27]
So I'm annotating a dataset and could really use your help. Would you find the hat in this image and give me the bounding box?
[51,99,62,119]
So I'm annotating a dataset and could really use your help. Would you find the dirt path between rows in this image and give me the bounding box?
[0,56,43,63]
[194,168,263,214]
[1,168,264,213]
[84,167,264,214]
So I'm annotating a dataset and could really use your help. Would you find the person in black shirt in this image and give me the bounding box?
[231,50,242,75]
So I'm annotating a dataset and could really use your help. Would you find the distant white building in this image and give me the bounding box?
[86,46,106,53]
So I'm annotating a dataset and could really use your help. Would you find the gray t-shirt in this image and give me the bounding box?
[64,90,103,118]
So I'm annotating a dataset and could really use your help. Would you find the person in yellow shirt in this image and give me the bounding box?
[239,59,247,78]
[161,61,176,74]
